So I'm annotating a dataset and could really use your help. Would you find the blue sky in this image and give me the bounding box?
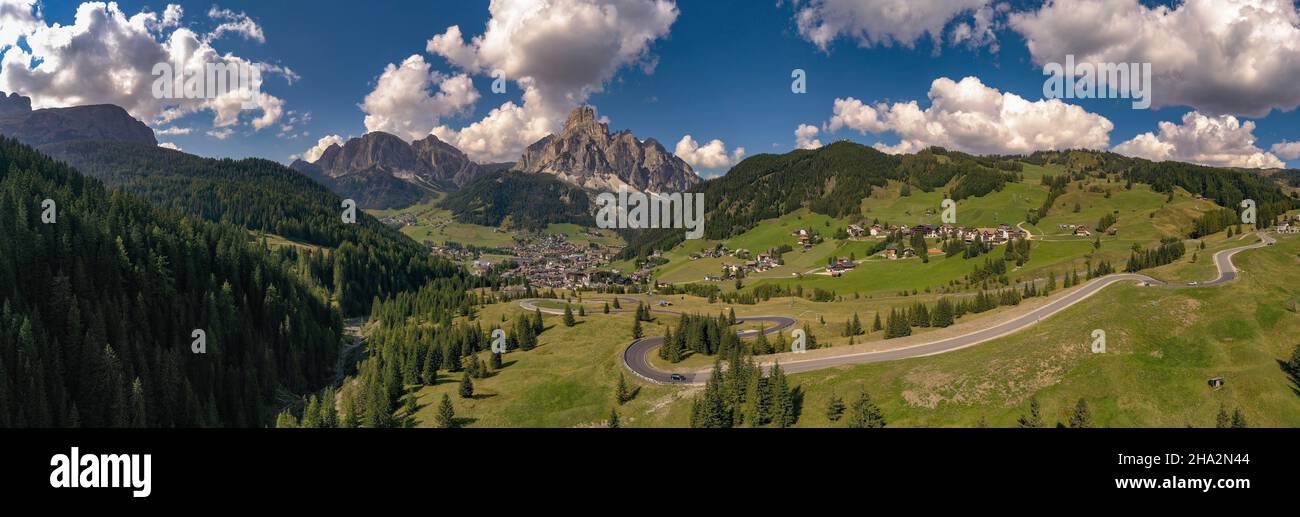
[10,0,1300,170]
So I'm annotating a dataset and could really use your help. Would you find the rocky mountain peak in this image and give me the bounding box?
[0,92,155,147]
[515,105,699,193]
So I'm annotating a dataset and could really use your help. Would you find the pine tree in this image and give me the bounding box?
[128,377,147,428]
[769,363,795,428]
[632,318,643,339]
[616,373,632,405]
[578,305,586,317]
[436,394,456,428]
[1017,397,1043,428]
[1068,398,1093,428]
[872,312,883,332]
[1231,408,1248,428]
[603,302,610,314]
[421,349,439,386]
[1215,405,1231,428]
[458,374,474,399]
[532,308,545,335]
[825,393,845,422]
[563,304,577,327]
[847,389,886,428]
[490,352,503,370]
[608,408,620,428]
[612,298,621,310]
[851,312,863,335]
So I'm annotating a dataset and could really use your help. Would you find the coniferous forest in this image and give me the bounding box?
[39,140,466,316]
[0,137,343,427]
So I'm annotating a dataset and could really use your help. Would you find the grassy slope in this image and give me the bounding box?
[658,235,1300,428]
[415,235,1300,428]
[366,198,623,251]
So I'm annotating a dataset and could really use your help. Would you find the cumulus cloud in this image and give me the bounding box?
[0,1,40,50]
[1009,0,1300,117]
[675,135,744,170]
[827,76,1114,155]
[406,0,679,162]
[795,124,823,150]
[0,2,291,134]
[1113,111,1285,168]
[158,142,182,151]
[155,126,191,136]
[206,6,265,43]
[361,55,479,142]
[792,0,996,52]
[300,134,344,163]
[1271,140,1300,161]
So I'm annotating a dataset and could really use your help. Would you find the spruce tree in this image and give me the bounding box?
[1017,397,1043,428]
[1215,405,1231,428]
[847,389,886,428]
[1231,408,1248,428]
[616,373,632,405]
[608,408,620,428]
[632,318,643,339]
[563,304,577,326]
[1068,398,1093,428]
[873,312,883,332]
[458,374,474,399]
[436,394,456,428]
[825,393,845,422]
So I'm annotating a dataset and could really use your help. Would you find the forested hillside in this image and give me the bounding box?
[0,136,341,427]
[620,142,1019,259]
[439,169,595,230]
[40,140,464,316]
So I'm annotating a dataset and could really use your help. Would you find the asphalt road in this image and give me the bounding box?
[520,234,1275,385]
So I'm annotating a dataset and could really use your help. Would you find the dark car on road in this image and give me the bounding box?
[669,374,687,382]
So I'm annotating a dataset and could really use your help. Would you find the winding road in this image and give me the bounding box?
[521,233,1276,385]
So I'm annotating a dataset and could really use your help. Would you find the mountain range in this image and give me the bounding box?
[0,92,156,147]
[290,105,700,209]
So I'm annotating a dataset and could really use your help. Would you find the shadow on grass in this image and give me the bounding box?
[1276,359,1300,397]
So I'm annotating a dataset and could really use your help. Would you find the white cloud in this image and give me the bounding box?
[1113,111,1285,169]
[0,2,289,133]
[206,6,265,43]
[1009,0,1300,117]
[674,135,744,170]
[795,124,822,150]
[0,1,40,51]
[1271,140,1300,161]
[792,0,994,52]
[155,126,191,136]
[361,55,480,142]
[207,128,233,140]
[416,0,679,162]
[825,76,1114,155]
[300,134,344,163]
[158,142,182,151]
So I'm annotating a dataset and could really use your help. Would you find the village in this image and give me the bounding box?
[697,221,1037,282]
[468,233,640,289]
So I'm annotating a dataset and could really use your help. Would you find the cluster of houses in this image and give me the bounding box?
[847,222,1030,245]
[478,234,634,289]
[792,229,825,249]
[711,251,783,280]
[1276,221,1300,234]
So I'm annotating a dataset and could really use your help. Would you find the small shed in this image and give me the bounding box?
[1208,377,1225,389]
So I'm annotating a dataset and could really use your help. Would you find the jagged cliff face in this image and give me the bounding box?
[0,92,156,147]
[295,132,484,190]
[515,106,699,193]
